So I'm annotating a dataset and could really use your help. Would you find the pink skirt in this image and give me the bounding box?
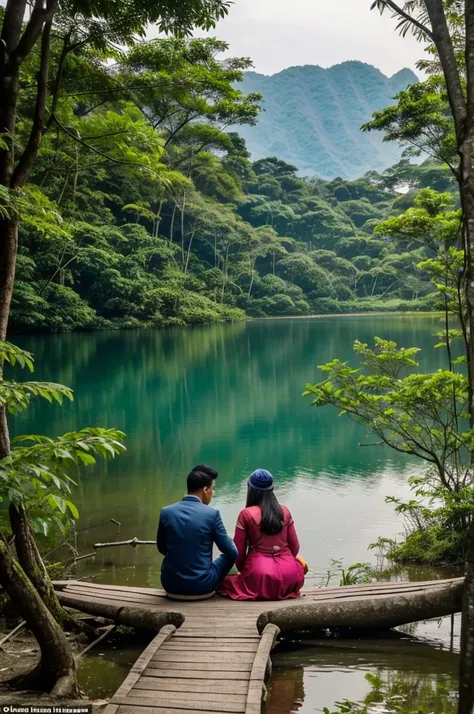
[217,550,305,601]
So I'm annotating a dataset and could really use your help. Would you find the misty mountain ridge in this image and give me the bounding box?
[237,60,418,180]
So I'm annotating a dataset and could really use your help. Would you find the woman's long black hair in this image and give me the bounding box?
[246,487,284,535]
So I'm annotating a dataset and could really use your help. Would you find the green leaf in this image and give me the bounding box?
[65,500,79,519]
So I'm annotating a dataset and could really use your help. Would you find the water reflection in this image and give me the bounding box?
[267,630,459,713]
[12,316,447,586]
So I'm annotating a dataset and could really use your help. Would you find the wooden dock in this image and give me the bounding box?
[54,577,464,714]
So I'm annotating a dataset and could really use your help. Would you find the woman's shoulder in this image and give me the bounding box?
[238,505,261,525]
[280,504,293,524]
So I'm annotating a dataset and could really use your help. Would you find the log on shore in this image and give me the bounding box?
[257,580,464,634]
[56,591,184,632]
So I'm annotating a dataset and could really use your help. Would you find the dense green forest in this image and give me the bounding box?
[238,62,418,179]
[7,35,455,332]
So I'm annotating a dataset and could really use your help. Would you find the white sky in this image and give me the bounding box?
[188,0,425,78]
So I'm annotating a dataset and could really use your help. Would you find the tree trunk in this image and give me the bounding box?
[9,504,93,637]
[55,589,185,632]
[0,540,79,697]
[0,215,18,342]
[459,525,474,714]
[460,131,474,422]
[257,579,464,634]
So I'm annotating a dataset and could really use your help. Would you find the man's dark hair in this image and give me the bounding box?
[187,465,218,493]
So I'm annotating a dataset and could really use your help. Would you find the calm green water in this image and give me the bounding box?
[12,315,459,712]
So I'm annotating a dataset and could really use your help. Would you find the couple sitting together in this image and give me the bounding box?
[157,464,307,601]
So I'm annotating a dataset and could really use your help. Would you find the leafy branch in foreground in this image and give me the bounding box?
[304,336,473,565]
[0,340,126,695]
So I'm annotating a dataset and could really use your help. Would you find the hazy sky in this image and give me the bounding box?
[189,0,424,78]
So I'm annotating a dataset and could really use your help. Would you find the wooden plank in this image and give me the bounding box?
[117,706,231,714]
[245,624,279,714]
[62,585,164,606]
[109,625,176,703]
[159,643,258,652]
[129,689,246,706]
[298,577,463,596]
[177,632,257,638]
[56,576,428,596]
[307,584,451,602]
[176,629,256,634]
[142,669,250,681]
[171,636,258,642]
[179,624,257,630]
[112,694,245,713]
[146,660,252,672]
[61,580,168,597]
[56,577,464,608]
[59,591,164,612]
[103,705,119,714]
[152,651,254,663]
[172,604,261,611]
[133,678,248,695]
[178,614,257,620]
[244,681,263,714]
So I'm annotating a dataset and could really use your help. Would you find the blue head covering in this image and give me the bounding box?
[248,469,274,491]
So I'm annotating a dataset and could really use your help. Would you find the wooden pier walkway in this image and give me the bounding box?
[54,577,464,714]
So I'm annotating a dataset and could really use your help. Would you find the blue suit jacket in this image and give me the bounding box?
[157,496,238,595]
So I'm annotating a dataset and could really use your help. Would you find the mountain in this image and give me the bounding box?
[237,61,418,180]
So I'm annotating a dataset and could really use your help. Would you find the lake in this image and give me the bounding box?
[12,314,460,712]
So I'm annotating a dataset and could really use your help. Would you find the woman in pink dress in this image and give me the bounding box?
[217,469,305,600]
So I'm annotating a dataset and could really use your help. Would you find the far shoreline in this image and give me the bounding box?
[253,311,441,321]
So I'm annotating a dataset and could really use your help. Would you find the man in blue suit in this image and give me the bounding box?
[157,465,238,597]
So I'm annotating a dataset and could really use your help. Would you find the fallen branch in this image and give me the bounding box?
[0,621,25,649]
[75,624,116,661]
[74,552,96,562]
[93,537,155,549]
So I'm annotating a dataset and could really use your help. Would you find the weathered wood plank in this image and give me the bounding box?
[61,585,164,606]
[108,625,176,704]
[244,624,279,714]
[129,689,245,706]
[119,705,231,714]
[307,584,454,602]
[168,637,258,643]
[58,580,167,597]
[133,678,248,695]
[173,631,257,638]
[142,669,250,681]
[147,660,253,672]
[159,643,258,652]
[113,694,245,713]
[102,705,119,714]
[152,651,255,663]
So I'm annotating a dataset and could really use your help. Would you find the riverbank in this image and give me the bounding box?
[9,296,435,335]
[256,310,440,321]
